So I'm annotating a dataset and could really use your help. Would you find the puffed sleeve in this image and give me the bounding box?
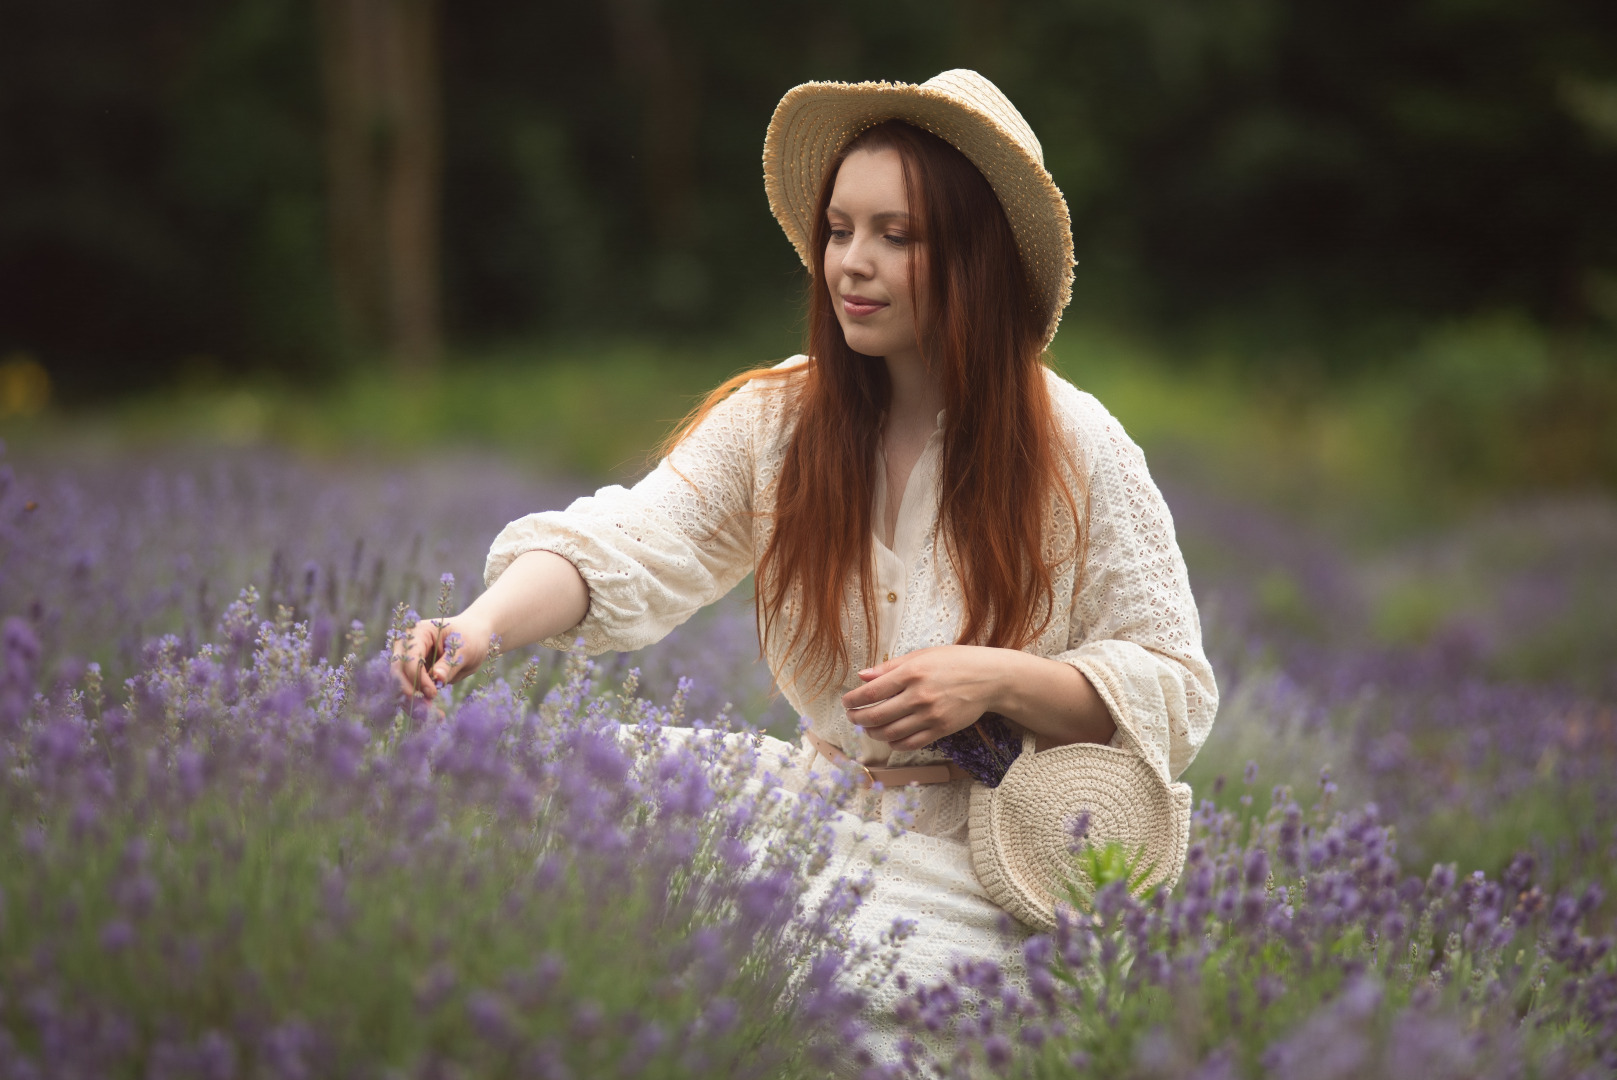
[1048,386,1218,784]
[483,377,766,655]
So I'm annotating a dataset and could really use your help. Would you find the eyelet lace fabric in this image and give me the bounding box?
[485,357,1218,1053]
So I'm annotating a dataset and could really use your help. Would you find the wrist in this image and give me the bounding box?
[991,650,1114,746]
[451,607,499,651]
[987,647,1041,718]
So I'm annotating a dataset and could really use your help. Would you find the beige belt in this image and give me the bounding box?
[804,730,970,788]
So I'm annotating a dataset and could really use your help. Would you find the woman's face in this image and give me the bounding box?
[824,147,926,360]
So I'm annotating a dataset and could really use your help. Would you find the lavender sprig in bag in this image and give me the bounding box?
[931,712,1024,787]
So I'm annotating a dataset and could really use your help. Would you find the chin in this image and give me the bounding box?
[838,323,891,358]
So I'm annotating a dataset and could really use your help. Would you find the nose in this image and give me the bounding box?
[841,230,878,279]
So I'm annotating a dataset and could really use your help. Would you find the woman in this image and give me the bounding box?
[397,69,1216,1047]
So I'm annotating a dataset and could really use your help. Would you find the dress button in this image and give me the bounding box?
[887,591,898,603]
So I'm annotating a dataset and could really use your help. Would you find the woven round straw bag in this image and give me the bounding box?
[968,734,1192,933]
[763,68,1076,349]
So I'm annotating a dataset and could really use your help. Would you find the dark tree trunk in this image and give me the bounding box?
[318,0,442,370]
[608,0,701,249]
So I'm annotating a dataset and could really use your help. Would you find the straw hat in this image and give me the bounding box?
[969,733,1192,932]
[763,69,1075,349]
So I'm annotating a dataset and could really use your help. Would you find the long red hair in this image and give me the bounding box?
[667,120,1081,695]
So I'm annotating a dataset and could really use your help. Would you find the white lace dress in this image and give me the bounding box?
[486,358,1218,1051]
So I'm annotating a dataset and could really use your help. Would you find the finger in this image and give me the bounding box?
[863,714,934,747]
[847,689,919,732]
[862,710,947,751]
[418,660,438,700]
[410,629,442,699]
[856,654,903,681]
[435,633,486,687]
[431,652,464,687]
[397,618,434,657]
[446,652,484,685]
[421,639,447,697]
[842,667,909,711]
[394,623,432,665]
[395,656,427,700]
[890,728,942,752]
[394,632,429,697]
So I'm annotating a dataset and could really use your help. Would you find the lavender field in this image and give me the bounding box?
[1,439,1613,1078]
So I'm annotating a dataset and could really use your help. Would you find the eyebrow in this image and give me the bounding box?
[826,207,911,223]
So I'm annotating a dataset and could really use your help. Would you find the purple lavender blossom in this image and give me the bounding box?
[931,711,1023,786]
[1,436,1614,1078]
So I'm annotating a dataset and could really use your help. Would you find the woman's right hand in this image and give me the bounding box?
[388,549,591,705]
[392,613,496,702]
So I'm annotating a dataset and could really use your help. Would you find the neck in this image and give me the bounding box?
[882,345,945,433]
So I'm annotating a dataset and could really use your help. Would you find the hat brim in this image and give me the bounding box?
[763,78,1075,350]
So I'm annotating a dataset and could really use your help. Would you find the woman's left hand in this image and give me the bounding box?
[841,645,1009,752]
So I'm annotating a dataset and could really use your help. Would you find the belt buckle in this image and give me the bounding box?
[857,762,879,789]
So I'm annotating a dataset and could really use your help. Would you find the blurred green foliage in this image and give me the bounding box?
[11,314,1613,517]
[4,0,1617,406]
[1,0,331,397]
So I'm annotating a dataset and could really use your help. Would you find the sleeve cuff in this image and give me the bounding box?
[483,519,614,655]
[1060,647,1176,786]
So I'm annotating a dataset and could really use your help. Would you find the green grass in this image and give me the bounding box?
[7,315,1613,527]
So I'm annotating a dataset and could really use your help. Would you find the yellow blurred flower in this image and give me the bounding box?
[0,353,51,418]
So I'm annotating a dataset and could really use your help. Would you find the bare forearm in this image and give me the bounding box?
[992,651,1116,747]
[844,644,1117,752]
[461,550,589,650]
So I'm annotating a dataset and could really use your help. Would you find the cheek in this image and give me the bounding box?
[823,250,845,308]
[900,253,926,314]
[885,251,919,313]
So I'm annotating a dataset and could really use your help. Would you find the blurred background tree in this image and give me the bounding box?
[2,0,1615,428]
[318,0,443,369]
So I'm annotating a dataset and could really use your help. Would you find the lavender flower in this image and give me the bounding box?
[1,437,1613,1078]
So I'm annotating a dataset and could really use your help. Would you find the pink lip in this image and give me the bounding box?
[842,295,888,317]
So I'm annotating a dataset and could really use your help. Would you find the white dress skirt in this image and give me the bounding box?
[649,725,1032,1066]
[817,812,1032,1056]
